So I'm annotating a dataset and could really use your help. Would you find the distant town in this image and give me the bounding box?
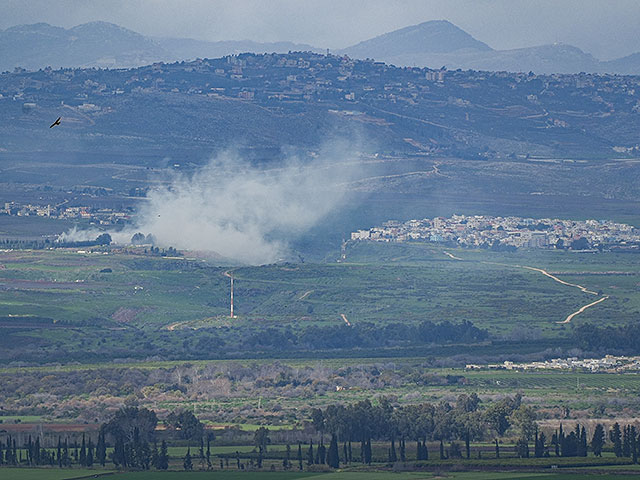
[351,214,640,250]
[466,355,640,373]
[5,50,640,161]
[2,201,131,226]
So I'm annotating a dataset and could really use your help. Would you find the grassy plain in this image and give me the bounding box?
[2,468,637,480]
[2,242,640,441]
[2,242,639,338]
[2,363,639,429]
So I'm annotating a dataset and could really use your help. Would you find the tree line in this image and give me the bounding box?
[4,403,640,471]
[310,398,640,465]
[573,321,640,353]
[244,320,489,351]
[0,433,104,467]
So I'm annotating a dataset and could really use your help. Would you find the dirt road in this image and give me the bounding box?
[298,290,314,300]
[443,250,608,323]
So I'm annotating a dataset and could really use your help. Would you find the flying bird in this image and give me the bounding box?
[49,117,61,128]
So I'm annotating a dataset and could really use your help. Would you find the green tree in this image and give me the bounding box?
[465,431,471,459]
[131,232,146,245]
[254,427,270,454]
[570,237,589,250]
[534,428,542,458]
[484,402,511,436]
[509,405,537,441]
[316,440,326,464]
[96,233,112,245]
[538,431,547,458]
[389,438,397,463]
[86,437,94,467]
[624,425,631,457]
[183,447,193,471]
[198,436,205,470]
[96,429,106,466]
[591,424,605,457]
[166,410,204,441]
[311,408,325,435]
[327,434,340,468]
[206,434,212,470]
[157,440,169,470]
[283,444,291,470]
[104,407,157,445]
[307,440,314,466]
[579,426,588,457]
[515,438,529,458]
[364,439,372,465]
[611,423,623,457]
[79,434,87,466]
[151,441,159,469]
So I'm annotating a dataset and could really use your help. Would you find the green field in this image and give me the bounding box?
[2,243,639,336]
[2,468,638,480]
[2,243,640,424]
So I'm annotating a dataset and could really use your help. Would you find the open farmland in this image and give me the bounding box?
[3,357,640,428]
[3,244,640,333]
[2,244,640,477]
[3,465,640,480]
[1,243,640,364]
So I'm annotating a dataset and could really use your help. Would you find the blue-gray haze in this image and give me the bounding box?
[2,0,640,60]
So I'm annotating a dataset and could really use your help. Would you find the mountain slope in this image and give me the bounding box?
[386,43,601,74]
[341,21,639,75]
[602,52,640,75]
[0,21,165,70]
[341,20,492,59]
[4,20,640,75]
[0,22,320,71]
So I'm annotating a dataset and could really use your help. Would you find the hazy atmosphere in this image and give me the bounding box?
[2,0,640,59]
[5,1,640,478]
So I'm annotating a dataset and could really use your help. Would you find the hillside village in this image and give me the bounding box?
[4,51,640,157]
[466,355,640,373]
[351,214,640,250]
[2,201,131,226]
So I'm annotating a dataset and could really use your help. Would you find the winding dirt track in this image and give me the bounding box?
[443,251,608,323]
[518,265,599,295]
[560,296,608,324]
[298,290,314,300]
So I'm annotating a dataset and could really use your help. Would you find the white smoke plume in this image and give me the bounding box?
[60,142,364,264]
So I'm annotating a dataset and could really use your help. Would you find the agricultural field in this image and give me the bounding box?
[3,468,640,479]
[1,241,640,424]
[2,242,639,339]
[2,359,640,429]
[2,242,640,479]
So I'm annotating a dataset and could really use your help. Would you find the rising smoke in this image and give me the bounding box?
[60,142,364,264]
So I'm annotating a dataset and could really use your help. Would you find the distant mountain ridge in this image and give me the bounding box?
[3,20,640,75]
[341,20,492,59]
[0,21,320,71]
[339,20,639,75]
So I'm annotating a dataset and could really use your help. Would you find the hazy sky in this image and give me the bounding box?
[3,0,640,59]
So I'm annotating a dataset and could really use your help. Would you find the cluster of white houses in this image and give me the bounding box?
[2,202,129,225]
[466,355,640,373]
[351,214,640,249]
